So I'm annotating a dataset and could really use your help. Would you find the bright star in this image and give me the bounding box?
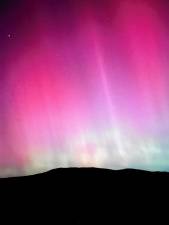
[8,34,12,38]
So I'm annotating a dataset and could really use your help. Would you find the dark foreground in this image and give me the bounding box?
[0,168,168,223]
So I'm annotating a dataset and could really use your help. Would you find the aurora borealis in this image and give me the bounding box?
[1,0,169,176]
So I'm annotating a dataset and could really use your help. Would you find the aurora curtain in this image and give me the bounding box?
[0,0,169,177]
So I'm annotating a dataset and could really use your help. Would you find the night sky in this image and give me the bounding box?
[1,0,169,176]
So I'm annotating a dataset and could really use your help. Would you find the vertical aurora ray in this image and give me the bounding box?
[1,0,169,176]
[115,0,168,131]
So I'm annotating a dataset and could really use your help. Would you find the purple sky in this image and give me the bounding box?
[1,0,169,175]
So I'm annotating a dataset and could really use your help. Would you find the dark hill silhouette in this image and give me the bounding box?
[0,168,168,223]
[1,167,168,207]
[1,167,169,185]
